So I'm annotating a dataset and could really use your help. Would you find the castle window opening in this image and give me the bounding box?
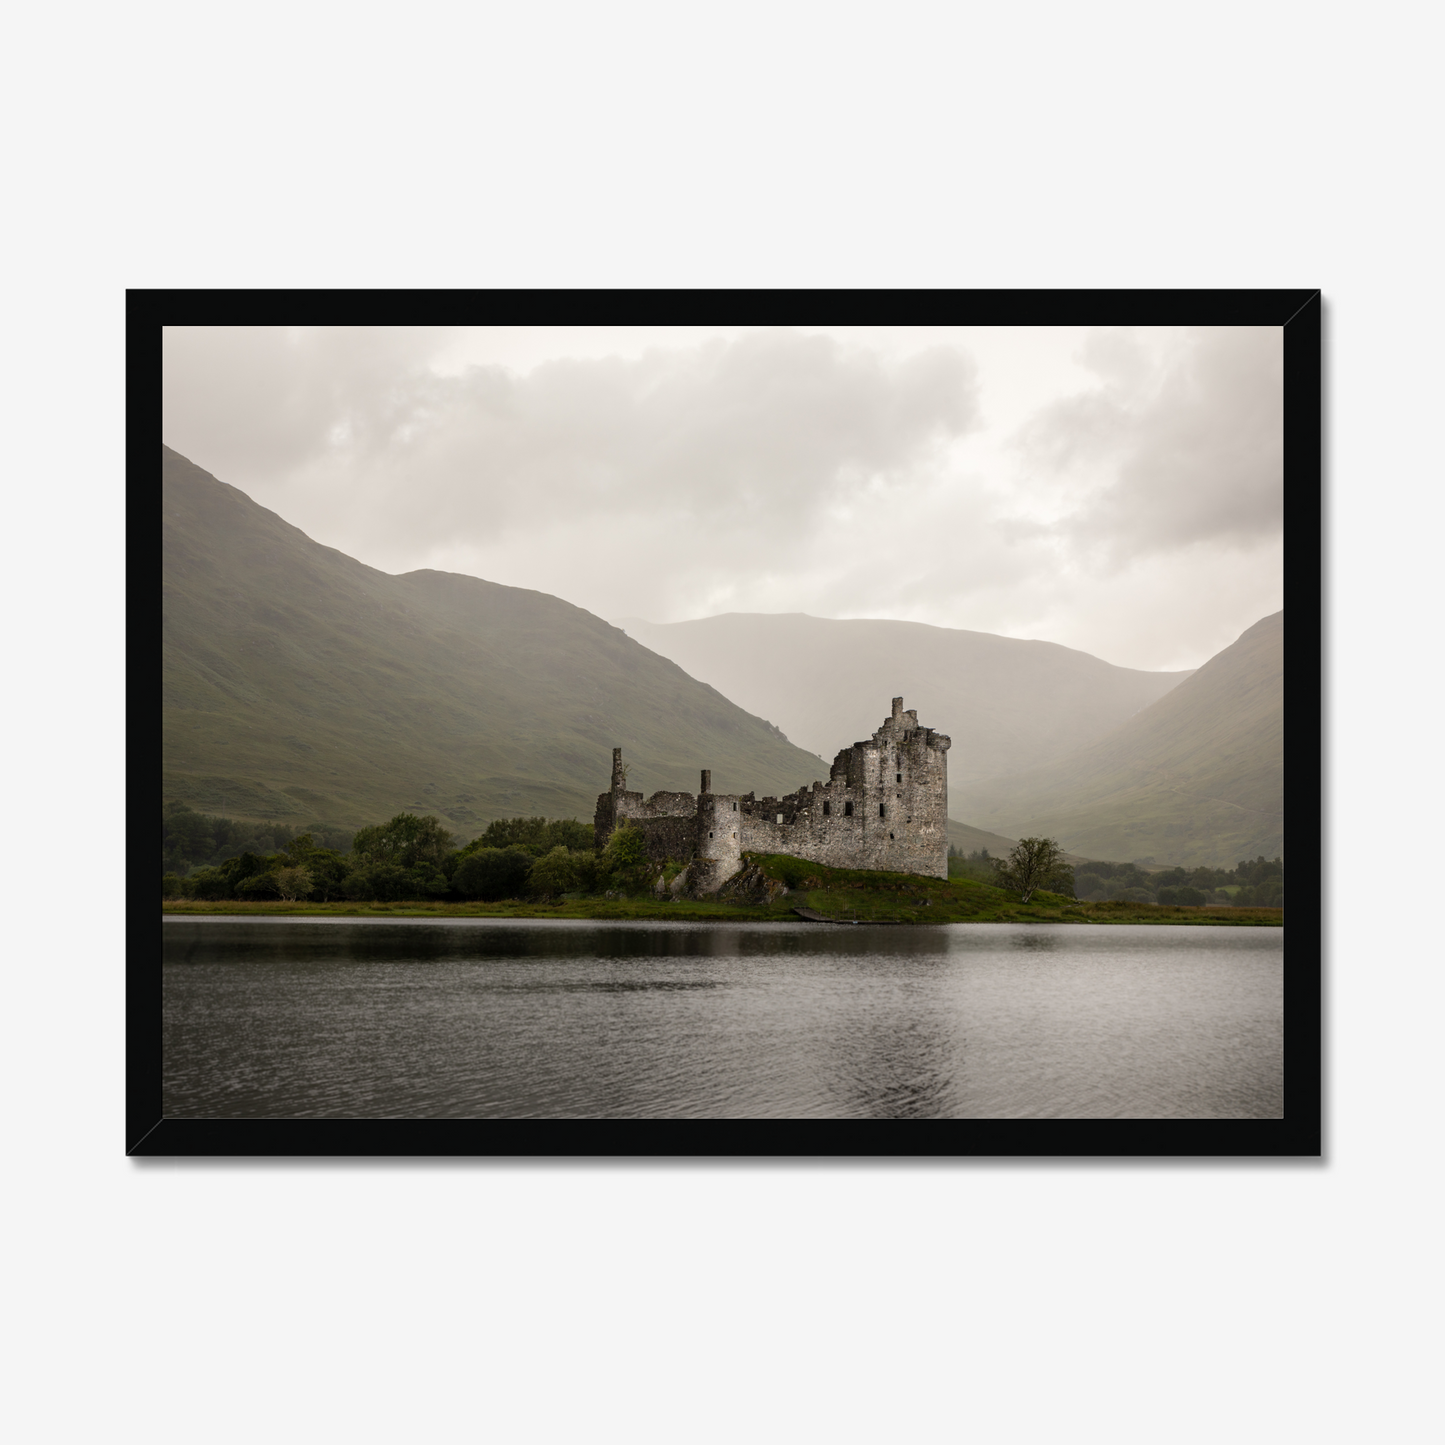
[844,801,853,817]
[822,800,830,816]
[776,813,783,824]
[889,832,894,840]
[896,772,902,783]
[879,803,886,817]
[731,802,737,811]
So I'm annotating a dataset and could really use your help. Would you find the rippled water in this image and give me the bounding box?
[162,919,1283,1119]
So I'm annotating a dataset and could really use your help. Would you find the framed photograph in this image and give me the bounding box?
[135,292,1319,1155]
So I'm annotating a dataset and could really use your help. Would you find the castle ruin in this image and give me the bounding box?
[594,697,951,893]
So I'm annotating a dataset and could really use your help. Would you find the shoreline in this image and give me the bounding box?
[161,897,1284,927]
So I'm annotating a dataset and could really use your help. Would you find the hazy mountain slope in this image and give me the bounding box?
[945,818,1022,856]
[162,447,830,832]
[953,613,1284,866]
[615,613,1192,785]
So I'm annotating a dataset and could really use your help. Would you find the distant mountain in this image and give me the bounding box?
[953,613,1284,866]
[614,613,1192,787]
[945,818,1024,857]
[162,447,831,833]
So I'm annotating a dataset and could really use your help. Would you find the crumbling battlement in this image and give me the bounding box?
[594,698,950,892]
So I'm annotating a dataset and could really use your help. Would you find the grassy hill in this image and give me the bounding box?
[162,447,834,834]
[951,612,1284,866]
[614,612,1192,786]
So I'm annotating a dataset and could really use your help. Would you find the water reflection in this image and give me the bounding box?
[1006,929,1066,953]
[162,920,1283,1119]
[827,1006,960,1119]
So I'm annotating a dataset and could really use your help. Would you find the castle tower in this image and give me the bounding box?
[692,776,743,892]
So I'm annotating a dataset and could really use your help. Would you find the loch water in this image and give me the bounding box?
[161,918,1283,1119]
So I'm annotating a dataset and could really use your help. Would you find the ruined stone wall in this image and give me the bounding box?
[690,790,744,891]
[629,813,699,866]
[594,787,705,866]
[737,698,950,879]
[593,750,698,852]
[593,699,950,889]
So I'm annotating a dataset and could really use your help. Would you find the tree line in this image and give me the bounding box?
[162,804,658,903]
[163,803,355,877]
[949,844,1283,907]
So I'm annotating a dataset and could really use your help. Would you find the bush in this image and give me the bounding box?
[1235,880,1283,907]
[453,847,534,901]
[473,817,595,857]
[1115,886,1156,904]
[342,863,412,902]
[527,846,579,899]
[352,814,455,870]
[407,865,451,897]
[1158,885,1207,906]
[600,822,655,895]
[237,872,281,899]
[161,873,186,899]
[185,867,231,901]
[274,866,313,901]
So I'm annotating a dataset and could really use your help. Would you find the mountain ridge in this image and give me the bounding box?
[613,611,1194,785]
[952,611,1284,865]
[162,446,832,832]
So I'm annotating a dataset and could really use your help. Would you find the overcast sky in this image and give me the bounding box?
[162,325,1282,672]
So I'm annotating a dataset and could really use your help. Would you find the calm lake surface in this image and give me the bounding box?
[162,919,1283,1119]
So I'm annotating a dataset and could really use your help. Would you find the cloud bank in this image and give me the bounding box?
[162,325,1283,671]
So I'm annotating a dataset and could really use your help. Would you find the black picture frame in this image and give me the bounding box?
[134,290,1320,1157]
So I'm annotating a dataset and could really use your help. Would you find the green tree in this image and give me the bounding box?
[342,863,413,902]
[475,817,550,853]
[453,847,534,901]
[991,837,1073,904]
[298,848,350,901]
[1158,885,1207,906]
[351,813,455,870]
[601,821,655,895]
[469,817,596,858]
[274,866,313,901]
[527,846,580,899]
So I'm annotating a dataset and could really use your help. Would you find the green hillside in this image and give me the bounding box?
[951,612,1284,866]
[162,447,832,834]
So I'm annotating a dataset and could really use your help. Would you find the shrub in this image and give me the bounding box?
[453,847,534,901]
[274,866,313,902]
[1115,886,1157,904]
[342,863,412,902]
[472,817,595,857]
[527,846,579,900]
[600,823,655,896]
[1156,885,1206,906]
[351,813,455,870]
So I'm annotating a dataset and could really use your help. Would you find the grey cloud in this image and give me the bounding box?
[162,326,456,478]
[165,326,983,567]
[1017,327,1283,563]
[161,325,1280,670]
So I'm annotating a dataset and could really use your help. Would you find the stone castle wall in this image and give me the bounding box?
[594,699,950,892]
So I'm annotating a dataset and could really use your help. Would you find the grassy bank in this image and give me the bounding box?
[163,853,1283,926]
